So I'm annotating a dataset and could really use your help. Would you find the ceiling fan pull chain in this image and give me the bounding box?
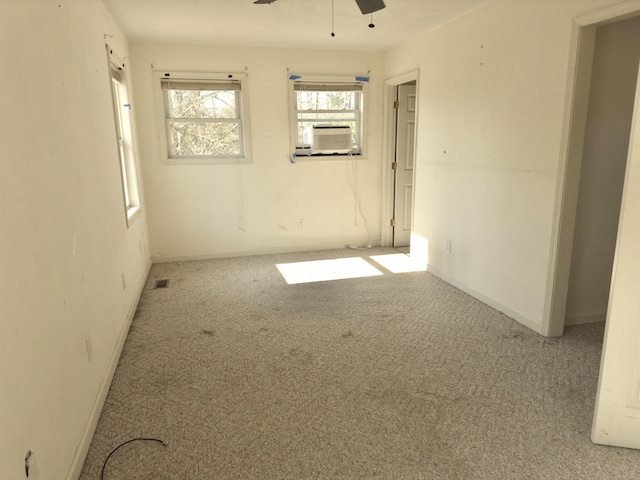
[331,0,335,37]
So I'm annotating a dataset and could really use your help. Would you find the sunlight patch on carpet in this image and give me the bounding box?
[276,257,383,284]
[369,253,426,274]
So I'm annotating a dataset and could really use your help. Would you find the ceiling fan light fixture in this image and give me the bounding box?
[355,0,386,15]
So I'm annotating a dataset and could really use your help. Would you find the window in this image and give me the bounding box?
[158,73,251,163]
[290,76,367,157]
[108,48,140,226]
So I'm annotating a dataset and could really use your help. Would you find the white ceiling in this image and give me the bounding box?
[102,0,492,51]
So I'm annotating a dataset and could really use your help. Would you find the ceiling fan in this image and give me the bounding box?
[253,0,386,15]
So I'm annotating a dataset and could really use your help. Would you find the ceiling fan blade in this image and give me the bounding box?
[355,0,386,15]
[253,0,277,4]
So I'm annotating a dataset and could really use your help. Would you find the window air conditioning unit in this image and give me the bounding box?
[303,125,352,155]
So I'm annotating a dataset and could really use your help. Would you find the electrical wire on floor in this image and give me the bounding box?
[346,152,373,250]
[101,437,167,480]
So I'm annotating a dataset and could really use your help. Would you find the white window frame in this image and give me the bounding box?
[108,46,140,226]
[154,71,252,165]
[288,74,368,160]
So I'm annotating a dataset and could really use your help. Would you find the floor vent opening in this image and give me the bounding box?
[154,279,170,289]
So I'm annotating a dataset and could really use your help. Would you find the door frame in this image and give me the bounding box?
[381,70,420,248]
[544,1,640,337]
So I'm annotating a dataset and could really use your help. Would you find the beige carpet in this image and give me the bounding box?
[79,247,640,479]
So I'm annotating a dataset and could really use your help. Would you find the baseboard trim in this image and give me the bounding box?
[151,241,382,264]
[426,264,544,336]
[565,312,606,326]
[66,259,152,480]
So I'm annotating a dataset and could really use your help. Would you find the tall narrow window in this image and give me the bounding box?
[158,73,251,163]
[108,49,140,225]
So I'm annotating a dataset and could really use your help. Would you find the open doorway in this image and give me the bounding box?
[564,16,640,328]
[546,5,640,337]
[547,0,640,450]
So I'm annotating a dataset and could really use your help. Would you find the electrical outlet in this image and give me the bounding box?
[297,218,305,229]
[121,272,127,290]
[445,240,452,255]
[85,336,93,363]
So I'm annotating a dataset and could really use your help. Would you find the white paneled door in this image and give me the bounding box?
[592,61,640,449]
[393,84,416,247]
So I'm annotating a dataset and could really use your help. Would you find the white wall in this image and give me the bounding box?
[130,43,385,261]
[0,1,150,479]
[385,0,631,333]
[565,15,640,326]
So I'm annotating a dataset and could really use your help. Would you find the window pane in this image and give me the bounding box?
[167,90,238,119]
[169,121,240,156]
[296,91,356,111]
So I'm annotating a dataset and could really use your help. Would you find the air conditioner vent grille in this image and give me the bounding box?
[303,125,352,155]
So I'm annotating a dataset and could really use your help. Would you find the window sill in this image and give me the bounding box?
[293,153,366,162]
